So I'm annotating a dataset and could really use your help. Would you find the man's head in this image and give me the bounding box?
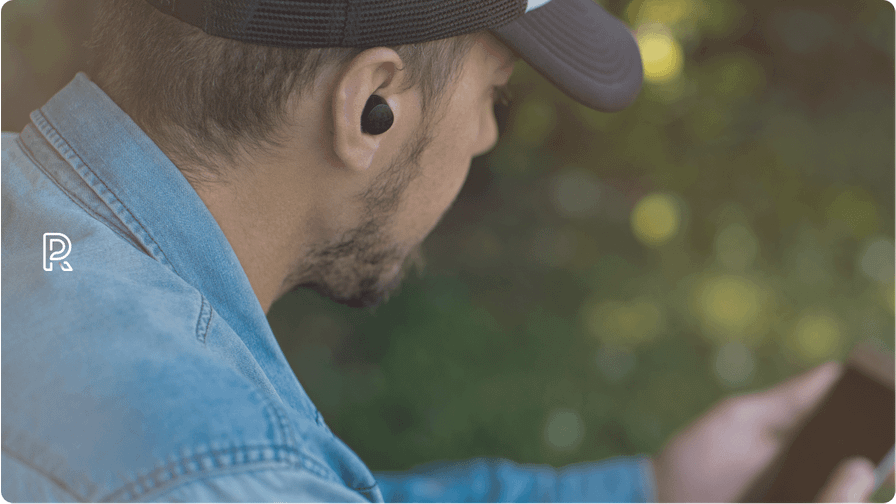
[284,34,518,308]
[86,0,641,311]
[87,0,484,184]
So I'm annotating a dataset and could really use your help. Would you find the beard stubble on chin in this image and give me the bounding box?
[293,222,427,309]
[287,123,433,309]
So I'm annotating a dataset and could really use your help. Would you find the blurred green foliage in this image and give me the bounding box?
[3,0,894,500]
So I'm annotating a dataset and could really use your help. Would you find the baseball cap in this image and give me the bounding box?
[143,0,643,112]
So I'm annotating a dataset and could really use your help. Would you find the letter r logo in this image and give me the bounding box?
[43,233,73,272]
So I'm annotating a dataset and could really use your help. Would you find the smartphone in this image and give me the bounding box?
[739,341,895,502]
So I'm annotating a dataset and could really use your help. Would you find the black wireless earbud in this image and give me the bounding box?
[361,95,393,135]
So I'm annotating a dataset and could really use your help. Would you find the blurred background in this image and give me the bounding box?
[3,0,894,500]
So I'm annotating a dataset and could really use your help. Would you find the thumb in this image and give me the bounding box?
[756,361,842,431]
[816,457,876,502]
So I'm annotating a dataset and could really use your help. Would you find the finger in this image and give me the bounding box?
[754,361,843,431]
[816,457,876,502]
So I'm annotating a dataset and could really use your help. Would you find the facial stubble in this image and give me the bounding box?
[287,124,434,308]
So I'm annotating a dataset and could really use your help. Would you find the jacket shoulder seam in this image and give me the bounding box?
[102,390,329,502]
[1,445,87,502]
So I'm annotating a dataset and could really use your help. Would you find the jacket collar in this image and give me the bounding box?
[32,73,317,419]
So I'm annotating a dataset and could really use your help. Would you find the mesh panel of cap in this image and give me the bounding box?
[145,0,527,48]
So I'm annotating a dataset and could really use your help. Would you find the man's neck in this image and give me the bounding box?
[189,158,314,314]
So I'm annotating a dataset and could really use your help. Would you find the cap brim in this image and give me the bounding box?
[490,0,643,112]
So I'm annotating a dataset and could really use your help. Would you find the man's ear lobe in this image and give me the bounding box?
[332,48,403,172]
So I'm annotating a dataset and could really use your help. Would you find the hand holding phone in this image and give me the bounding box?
[653,342,894,503]
[739,341,895,502]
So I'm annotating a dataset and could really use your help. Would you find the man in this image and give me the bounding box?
[0,0,879,501]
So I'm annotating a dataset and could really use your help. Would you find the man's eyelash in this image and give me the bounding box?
[493,85,513,107]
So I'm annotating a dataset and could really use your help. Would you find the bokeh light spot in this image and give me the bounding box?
[627,0,694,25]
[789,311,842,364]
[706,52,766,100]
[550,167,602,218]
[825,187,879,239]
[543,408,585,451]
[595,347,637,383]
[631,193,681,247]
[582,297,664,348]
[694,275,764,342]
[858,236,895,285]
[636,28,684,84]
[713,342,755,388]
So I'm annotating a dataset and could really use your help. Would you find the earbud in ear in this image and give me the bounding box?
[361,95,393,135]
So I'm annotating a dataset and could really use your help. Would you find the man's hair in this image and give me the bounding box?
[86,0,479,183]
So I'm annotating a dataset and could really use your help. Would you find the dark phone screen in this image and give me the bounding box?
[742,365,895,502]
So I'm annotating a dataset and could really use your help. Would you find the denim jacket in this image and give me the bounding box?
[1,73,657,502]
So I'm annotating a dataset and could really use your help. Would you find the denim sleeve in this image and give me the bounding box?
[374,455,657,503]
[143,468,373,503]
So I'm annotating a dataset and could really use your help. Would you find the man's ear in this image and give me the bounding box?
[332,47,407,172]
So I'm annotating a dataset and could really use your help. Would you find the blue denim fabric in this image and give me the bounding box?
[2,73,657,502]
